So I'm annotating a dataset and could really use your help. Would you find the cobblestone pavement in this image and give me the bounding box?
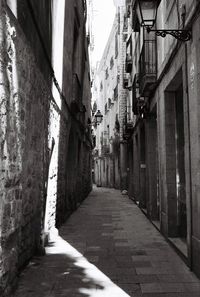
[13,187,200,297]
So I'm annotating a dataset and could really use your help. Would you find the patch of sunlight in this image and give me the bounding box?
[44,0,66,236]
[79,287,129,297]
[46,231,130,297]
[52,0,65,109]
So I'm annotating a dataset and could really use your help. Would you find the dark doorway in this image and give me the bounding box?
[165,70,187,250]
[127,140,134,197]
[175,85,187,238]
[146,106,160,222]
[133,133,140,204]
[139,124,146,209]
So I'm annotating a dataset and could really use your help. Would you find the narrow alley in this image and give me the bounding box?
[2,0,200,296]
[12,187,200,297]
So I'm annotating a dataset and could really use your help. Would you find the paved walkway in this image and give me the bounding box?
[13,187,200,297]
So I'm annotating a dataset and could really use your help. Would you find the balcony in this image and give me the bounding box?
[132,74,140,115]
[123,73,132,90]
[139,40,157,96]
[101,144,110,156]
[123,76,129,89]
[125,54,132,73]
[108,98,114,109]
[123,117,134,140]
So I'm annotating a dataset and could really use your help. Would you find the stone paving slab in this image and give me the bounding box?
[12,187,200,297]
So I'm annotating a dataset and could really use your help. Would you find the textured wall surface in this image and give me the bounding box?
[55,0,92,227]
[0,0,92,295]
[0,4,50,295]
[92,1,128,190]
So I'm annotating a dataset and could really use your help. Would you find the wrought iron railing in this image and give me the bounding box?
[125,54,132,73]
[139,40,156,79]
[108,98,114,109]
[132,73,139,115]
[123,116,134,140]
[101,144,110,155]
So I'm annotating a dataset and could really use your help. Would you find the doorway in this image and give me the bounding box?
[175,85,187,239]
[146,106,160,222]
[164,70,187,255]
[139,124,146,209]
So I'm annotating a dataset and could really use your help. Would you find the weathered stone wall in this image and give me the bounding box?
[16,0,52,83]
[55,0,92,227]
[125,0,200,278]
[0,3,51,295]
[0,0,92,294]
[187,11,200,277]
[151,0,200,278]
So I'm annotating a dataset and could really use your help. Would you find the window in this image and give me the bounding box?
[110,57,114,69]
[117,7,120,34]
[123,14,128,32]
[126,35,132,56]
[105,103,108,114]
[108,98,113,109]
[105,68,109,79]
[114,85,118,100]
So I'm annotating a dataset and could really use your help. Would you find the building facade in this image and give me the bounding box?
[124,0,200,278]
[93,0,130,190]
[0,0,92,295]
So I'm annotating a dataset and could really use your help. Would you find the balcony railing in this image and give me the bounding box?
[123,117,134,140]
[125,54,132,73]
[108,98,114,109]
[101,144,110,156]
[132,74,140,115]
[139,40,157,96]
[123,76,129,89]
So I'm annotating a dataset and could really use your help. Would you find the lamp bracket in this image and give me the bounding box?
[146,27,191,41]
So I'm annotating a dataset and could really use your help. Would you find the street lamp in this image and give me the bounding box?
[136,0,191,41]
[95,110,103,125]
[136,0,158,28]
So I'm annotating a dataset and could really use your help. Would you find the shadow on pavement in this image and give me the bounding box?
[12,233,130,297]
